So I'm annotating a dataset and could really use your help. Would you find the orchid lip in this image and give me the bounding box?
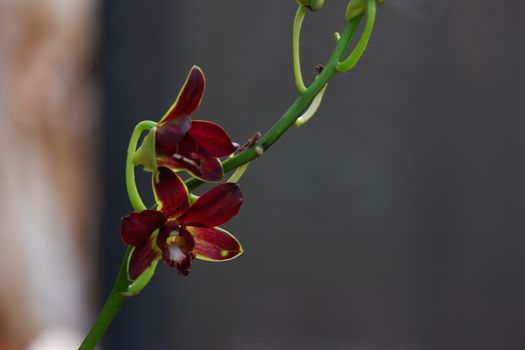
[167,244,186,264]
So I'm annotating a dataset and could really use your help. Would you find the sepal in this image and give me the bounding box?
[153,167,190,218]
[159,66,205,125]
[125,259,160,296]
[125,230,163,294]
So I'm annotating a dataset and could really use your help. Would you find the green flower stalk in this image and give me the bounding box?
[79,2,386,349]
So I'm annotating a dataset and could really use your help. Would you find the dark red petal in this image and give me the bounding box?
[172,135,223,182]
[155,116,191,156]
[159,66,205,125]
[186,226,243,261]
[178,183,243,227]
[157,225,195,276]
[188,120,236,158]
[157,151,224,182]
[154,167,190,218]
[128,242,160,280]
[177,134,198,154]
[121,210,166,246]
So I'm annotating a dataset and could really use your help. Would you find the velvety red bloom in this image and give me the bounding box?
[135,66,237,182]
[121,167,243,278]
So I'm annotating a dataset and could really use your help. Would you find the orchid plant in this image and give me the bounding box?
[80,0,384,348]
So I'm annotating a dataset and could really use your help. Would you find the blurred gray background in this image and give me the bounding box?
[100,1,525,349]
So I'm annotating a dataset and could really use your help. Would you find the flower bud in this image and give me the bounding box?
[346,0,384,20]
[297,0,325,11]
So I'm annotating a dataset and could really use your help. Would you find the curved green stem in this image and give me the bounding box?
[336,0,377,72]
[126,120,157,211]
[186,16,363,192]
[80,121,156,349]
[293,5,308,94]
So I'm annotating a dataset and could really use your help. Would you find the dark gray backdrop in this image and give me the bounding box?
[99,1,525,349]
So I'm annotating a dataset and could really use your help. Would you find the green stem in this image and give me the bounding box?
[336,0,377,72]
[79,291,125,350]
[79,252,129,350]
[80,121,155,349]
[293,5,308,94]
[186,16,363,192]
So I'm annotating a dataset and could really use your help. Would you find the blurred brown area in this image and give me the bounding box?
[0,0,98,348]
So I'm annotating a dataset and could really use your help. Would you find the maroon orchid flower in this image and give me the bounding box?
[134,66,237,182]
[121,167,243,279]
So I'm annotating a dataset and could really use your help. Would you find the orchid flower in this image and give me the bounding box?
[134,66,237,182]
[121,167,243,278]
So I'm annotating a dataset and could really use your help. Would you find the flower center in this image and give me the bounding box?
[166,228,187,247]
